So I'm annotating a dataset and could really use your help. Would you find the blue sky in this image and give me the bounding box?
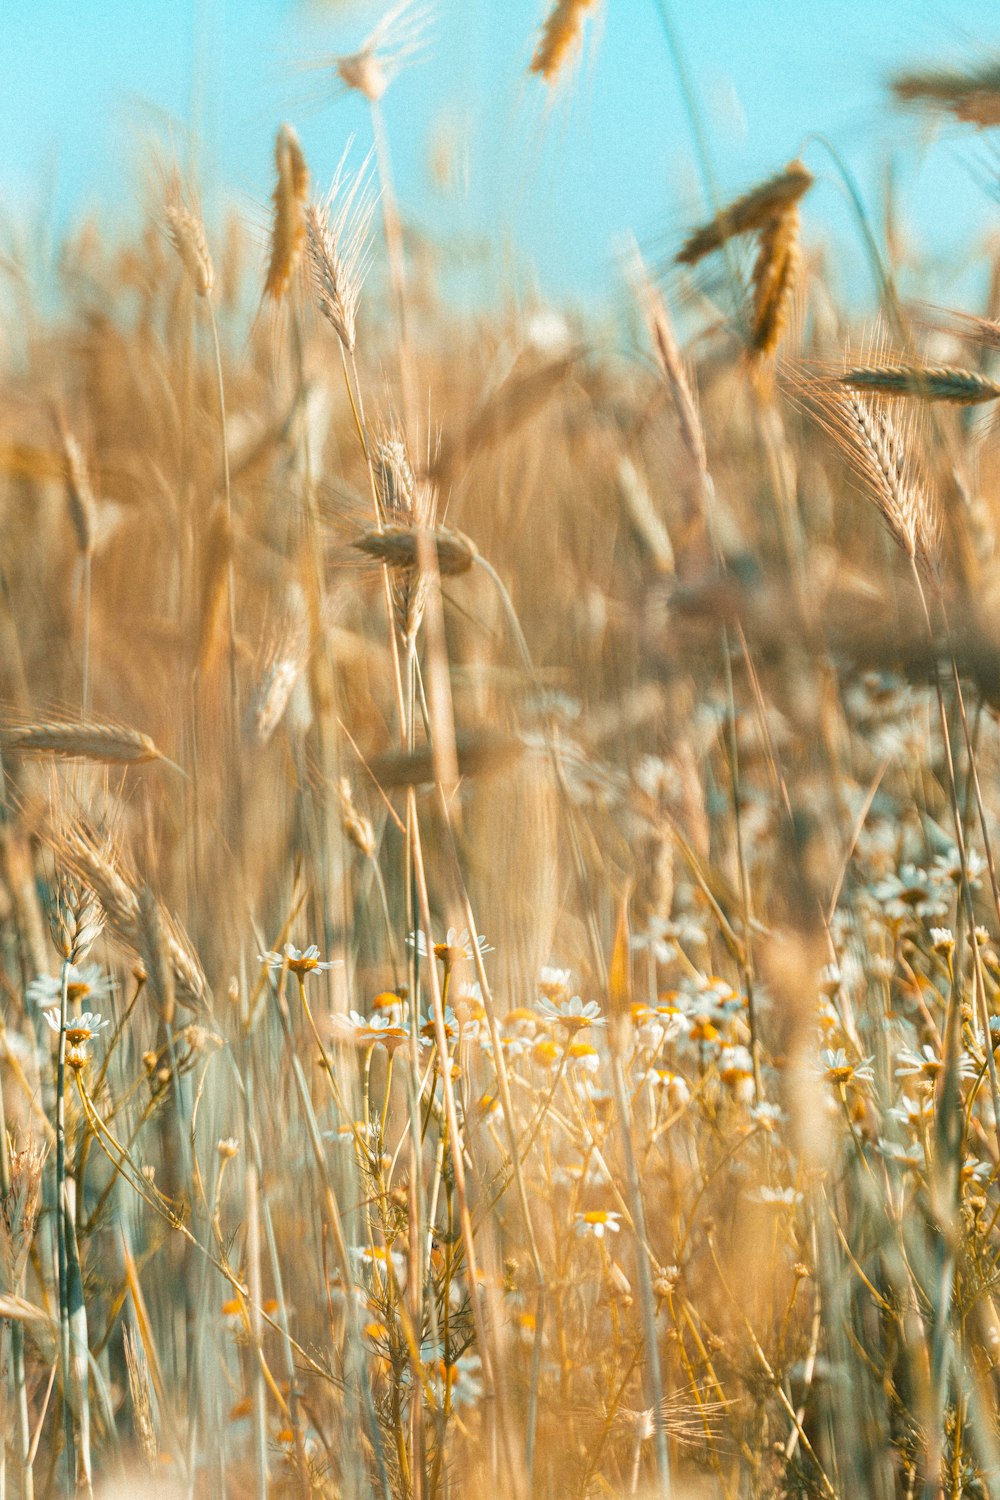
[1,0,999,312]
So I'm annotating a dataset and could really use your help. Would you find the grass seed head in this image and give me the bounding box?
[48,871,105,964]
[265,124,309,301]
[891,59,1000,126]
[0,719,164,765]
[750,203,801,360]
[59,426,96,556]
[837,363,1000,404]
[530,0,598,83]
[676,159,813,266]
[165,202,214,297]
[305,154,375,355]
[353,524,477,577]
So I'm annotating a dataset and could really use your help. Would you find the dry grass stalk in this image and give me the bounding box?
[165,203,214,298]
[750,204,801,359]
[123,1323,159,1470]
[891,60,1000,126]
[369,730,523,789]
[56,825,209,1011]
[676,159,813,266]
[530,0,598,82]
[138,885,176,1026]
[59,428,96,556]
[617,455,675,575]
[837,363,1000,404]
[639,273,709,480]
[265,124,309,301]
[338,776,376,858]
[0,719,163,765]
[0,1139,45,1288]
[197,502,235,675]
[247,593,310,745]
[305,154,375,355]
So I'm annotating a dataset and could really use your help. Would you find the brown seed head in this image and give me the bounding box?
[0,719,164,765]
[530,0,598,83]
[165,203,214,297]
[891,60,1000,126]
[48,871,105,964]
[749,203,801,360]
[353,524,477,577]
[59,427,96,555]
[265,125,309,301]
[676,160,813,266]
[837,363,1000,405]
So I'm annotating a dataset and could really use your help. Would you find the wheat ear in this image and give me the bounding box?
[264,124,309,301]
[530,0,597,83]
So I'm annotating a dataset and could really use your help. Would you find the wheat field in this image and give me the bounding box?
[4,3,1000,1497]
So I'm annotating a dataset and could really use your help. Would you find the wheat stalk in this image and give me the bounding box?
[638,271,708,481]
[58,427,96,557]
[196,502,235,675]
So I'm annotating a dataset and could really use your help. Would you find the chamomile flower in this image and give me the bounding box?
[878,1138,927,1171]
[42,1009,110,1045]
[718,1044,755,1099]
[331,1010,411,1053]
[565,1039,602,1074]
[821,1048,875,1088]
[537,994,605,1032]
[259,944,333,978]
[419,1006,478,1044]
[933,847,986,890]
[896,1043,976,1084]
[872,866,949,923]
[894,1044,942,1082]
[28,963,114,1010]
[644,1067,691,1106]
[888,1094,935,1128]
[575,1210,622,1239]
[750,1101,786,1129]
[371,990,406,1023]
[538,965,573,1001]
[408,928,494,965]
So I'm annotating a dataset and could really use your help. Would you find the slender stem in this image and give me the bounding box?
[207,298,238,737]
[80,552,92,717]
[0,1081,33,1498]
[55,957,74,1494]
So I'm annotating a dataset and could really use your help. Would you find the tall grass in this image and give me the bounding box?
[3,6,1000,1499]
